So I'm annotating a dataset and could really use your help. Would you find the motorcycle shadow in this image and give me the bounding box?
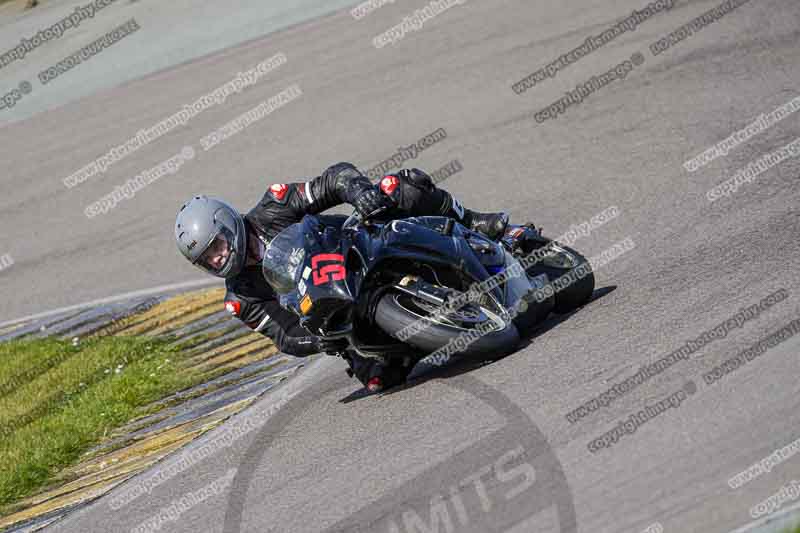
[339,285,616,403]
[514,284,616,350]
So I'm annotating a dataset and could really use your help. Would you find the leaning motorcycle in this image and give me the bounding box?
[261,212,594,372]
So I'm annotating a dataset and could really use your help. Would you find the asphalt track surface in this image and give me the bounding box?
[2,0,800,532]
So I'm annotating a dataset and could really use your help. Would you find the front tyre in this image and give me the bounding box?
[374,291,519,359]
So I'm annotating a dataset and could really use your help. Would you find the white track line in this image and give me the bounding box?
[728,500,800,533]
[0,278,223,329]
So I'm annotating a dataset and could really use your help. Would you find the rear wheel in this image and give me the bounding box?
[527,243,595,313]
[374,290,519,359]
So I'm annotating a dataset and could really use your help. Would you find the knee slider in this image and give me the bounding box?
[329,162,362,180]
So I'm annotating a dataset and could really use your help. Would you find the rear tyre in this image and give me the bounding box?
[528,244,595,313]
[552,268,594,313]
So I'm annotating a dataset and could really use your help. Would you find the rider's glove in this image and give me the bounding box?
[315,337,349,355]
[352,185,395,219]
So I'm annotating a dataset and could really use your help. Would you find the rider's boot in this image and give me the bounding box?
[439,192,509,240]
[463,209,510,241]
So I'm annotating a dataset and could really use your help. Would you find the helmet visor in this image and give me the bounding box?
[195,226,236,275]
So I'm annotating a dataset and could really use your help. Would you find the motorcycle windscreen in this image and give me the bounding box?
[262,223,307,295]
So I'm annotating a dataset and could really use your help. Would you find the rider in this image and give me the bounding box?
[174,162,510,392]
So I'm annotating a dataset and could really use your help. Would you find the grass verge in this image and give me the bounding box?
[0,335,200,516]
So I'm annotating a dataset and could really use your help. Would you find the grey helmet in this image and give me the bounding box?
[175,196,247,278]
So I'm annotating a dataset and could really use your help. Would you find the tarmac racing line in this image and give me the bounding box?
[222,371,576,533]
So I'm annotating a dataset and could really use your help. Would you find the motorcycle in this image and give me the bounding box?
[261,211,595,372]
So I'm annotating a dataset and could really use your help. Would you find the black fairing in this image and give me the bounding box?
[360,217,500,294]
[271,215,504,337]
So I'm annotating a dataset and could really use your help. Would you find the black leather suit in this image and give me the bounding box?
[223,162,472,357]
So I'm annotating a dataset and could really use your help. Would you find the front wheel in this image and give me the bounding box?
[374,290,519,359]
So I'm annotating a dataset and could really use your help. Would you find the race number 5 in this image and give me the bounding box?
[312,254,346,285]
